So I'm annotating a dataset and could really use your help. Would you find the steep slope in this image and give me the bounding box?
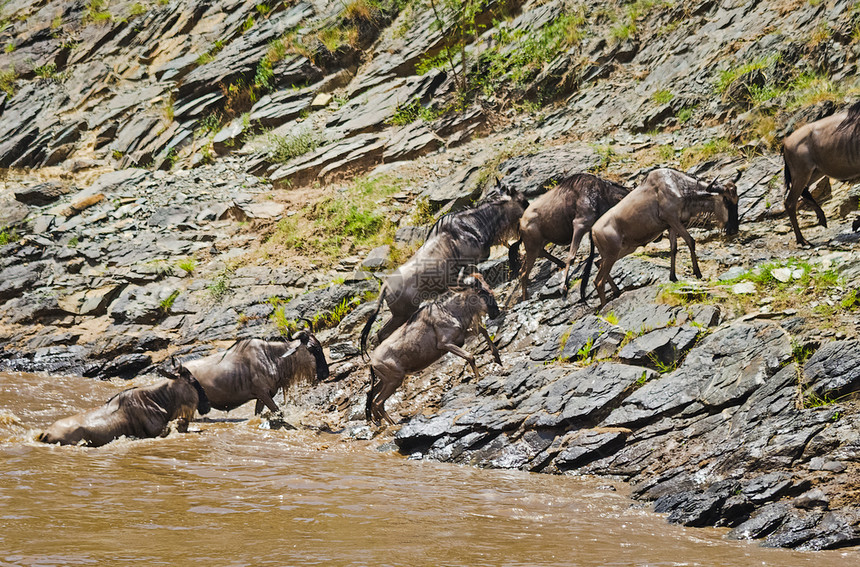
[1,0,860,550]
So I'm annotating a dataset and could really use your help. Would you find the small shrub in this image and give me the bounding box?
[576,337,595,363]
[0,227,19,245]
[267,131,320,163]
[677,106,695,124]
[177,258,197,275]
[386,98,439,126]
[0,68,17,96]
[84,0,113,24]
[208,270,232,300]
[242,15,255,33]
[679,138,734,169]
[658,145,675,161]
[651,89,673,104]
[129,3,146,17]
[159,290,180,314]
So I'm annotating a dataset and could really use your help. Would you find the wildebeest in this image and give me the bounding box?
[182,330,329,415]
[508,173,630,301]
[591,168,739,307]
[366,273,501,425]
[38,366,210,447]
[783,100,860,246]
[360,184,527,356]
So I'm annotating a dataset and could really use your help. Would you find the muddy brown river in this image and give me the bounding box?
[1,371,858,566]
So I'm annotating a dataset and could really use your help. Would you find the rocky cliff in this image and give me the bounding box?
[1,0,860,551]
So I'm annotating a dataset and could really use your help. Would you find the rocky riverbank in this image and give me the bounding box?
[1,0,860,551]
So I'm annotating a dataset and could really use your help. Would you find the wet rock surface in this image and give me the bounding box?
[0,0,859,553]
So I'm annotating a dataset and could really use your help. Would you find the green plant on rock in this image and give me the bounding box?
[0,68,17,96]
[425,0,492,93]
[648,351,679,373]
[651,89,673,104]
[208,268,233,300]
[0,227,19,246]
[177,258,197,275]
[242,14,255,33]
[84,0,113,24]
[159,290,180,314]
[266,131,320,163]
[576,337,595,363]
[386,98,440,126]
[589,144,617,173]
[679,138,735,170]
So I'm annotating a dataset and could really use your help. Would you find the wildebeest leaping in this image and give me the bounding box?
[360,184,527,356]
[783,100,860,246]
[366,273,501,425]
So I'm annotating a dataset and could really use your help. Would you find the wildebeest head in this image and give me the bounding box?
[704,176,740,236]
[462,272,500,319]
[164,361,211,415]
[284,330,330,381]
[494,177,530,214]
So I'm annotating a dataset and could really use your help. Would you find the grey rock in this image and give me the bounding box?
[13,182,69,206]
[617,324,701,367]
[803,340,860,398]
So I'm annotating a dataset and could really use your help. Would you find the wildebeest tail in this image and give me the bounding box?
[365,366,378,422]
[508,240,522,278]
[579,232,597,302]
[360,286,387,359]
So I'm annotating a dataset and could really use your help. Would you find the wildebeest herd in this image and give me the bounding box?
[38,102,860,447]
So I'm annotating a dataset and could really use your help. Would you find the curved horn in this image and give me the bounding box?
[298,317,314,333]
[732,170,742,183]
[705,177,719,193]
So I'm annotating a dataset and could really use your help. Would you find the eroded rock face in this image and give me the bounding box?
[1,0,860,553]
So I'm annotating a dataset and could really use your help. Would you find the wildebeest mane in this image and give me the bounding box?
[426,194,518,249]
[222,336,284,364]
[836,100,860,136]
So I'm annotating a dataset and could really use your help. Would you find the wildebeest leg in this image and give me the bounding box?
[540,249,566,268]
[476,324,502,365]
[518,237,543,301]
[784,164,817,247]
[667,220,702,279]
[801,186,828,227]
[563,219,589,296]
[668,227,679,282]
[253,391,280,415]
[370,372,403,426]
[441,343,480,378]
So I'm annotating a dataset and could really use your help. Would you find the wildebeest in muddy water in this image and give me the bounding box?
[182,330,329,416]
[38,366,210,447]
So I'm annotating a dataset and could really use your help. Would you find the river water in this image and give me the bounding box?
[1,371,858,566]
